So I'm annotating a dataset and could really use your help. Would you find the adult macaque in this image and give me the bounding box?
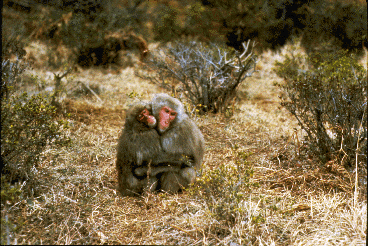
[150,93,205,193]
[116,101,187,196]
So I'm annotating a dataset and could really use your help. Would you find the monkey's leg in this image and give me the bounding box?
[118,171,143,196]
[143,176,158,193]
[159,167,197,194]
[180,167,197,184]
[134,165,182,177]
[159,172,182,194]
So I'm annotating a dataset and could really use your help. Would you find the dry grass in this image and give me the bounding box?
[2,41,366,245]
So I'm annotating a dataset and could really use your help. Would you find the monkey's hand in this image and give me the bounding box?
[180,155,195,167]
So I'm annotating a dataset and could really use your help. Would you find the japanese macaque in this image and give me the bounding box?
[116,101,187,196]
[150,93,205,193]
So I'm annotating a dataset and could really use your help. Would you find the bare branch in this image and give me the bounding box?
[77,81,103,103]
[139,41,257,113]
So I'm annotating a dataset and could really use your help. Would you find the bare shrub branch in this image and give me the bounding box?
[138,41,257,113]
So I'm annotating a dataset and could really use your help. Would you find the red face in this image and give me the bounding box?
[158,106,177,132]
[137,108,156,128]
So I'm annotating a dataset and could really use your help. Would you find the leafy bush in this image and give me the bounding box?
[152,3,182,43]
[223,0,298,51]
[19,1,150,67]
[61,0,104,19]
[76,31,149,67]
[42,1,149,48]
[151,1,223,44]
[0,177,23,245]
[275,50,367,169]
[218,0,366,53]
[190,150,258,225]
[1,58,71,191]
[139,40,257,113]
[1,91,71,187]
[302,0,367,54]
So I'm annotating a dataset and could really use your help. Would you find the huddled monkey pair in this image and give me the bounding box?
[116,93,205,196]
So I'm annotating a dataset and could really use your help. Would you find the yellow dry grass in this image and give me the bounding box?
[2,41,367,245]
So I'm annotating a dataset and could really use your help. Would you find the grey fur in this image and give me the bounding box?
[150,93,205,193]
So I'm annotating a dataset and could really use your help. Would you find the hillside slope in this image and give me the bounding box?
[5,41,367,245]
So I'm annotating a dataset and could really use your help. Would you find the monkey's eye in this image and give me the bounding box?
[170,112,177,116]
[137,114,144,121]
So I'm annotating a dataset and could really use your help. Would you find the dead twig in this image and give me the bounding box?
[77,81,103,103]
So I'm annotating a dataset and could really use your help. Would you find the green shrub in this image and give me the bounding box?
[190,150,258,225]
[19,1,150,67]
[43,1,149,48]
[275,49,367,169]
[152,1,224,44]
[1,91,71,186]
[0,177,26,244]
[219,0,366,53]
[1,58,71,192]
[302,0,367,54]
[152,3,182,42]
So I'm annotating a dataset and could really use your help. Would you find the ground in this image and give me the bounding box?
[3,41,367,245]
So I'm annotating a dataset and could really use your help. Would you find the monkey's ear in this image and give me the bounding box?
[145,104,153,112]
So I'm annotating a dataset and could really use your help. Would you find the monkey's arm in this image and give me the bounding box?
[152,152,195,167]
[134,165,182,177]
[160,119,204,168]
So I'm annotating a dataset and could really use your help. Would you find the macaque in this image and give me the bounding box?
[150,93,205,193]
[116,101,191,196]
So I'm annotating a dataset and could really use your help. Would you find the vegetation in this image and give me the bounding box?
[275,49,367,171]
[1,59,71,187]
[4,0,366,68]
[140,41,257,113]
[1,0,366,245]
[148,0,368,53]
[190,149,258,227]
[25,0,149,47]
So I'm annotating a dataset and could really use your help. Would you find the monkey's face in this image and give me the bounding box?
[157,106,177,133]
[136,108,157,128]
